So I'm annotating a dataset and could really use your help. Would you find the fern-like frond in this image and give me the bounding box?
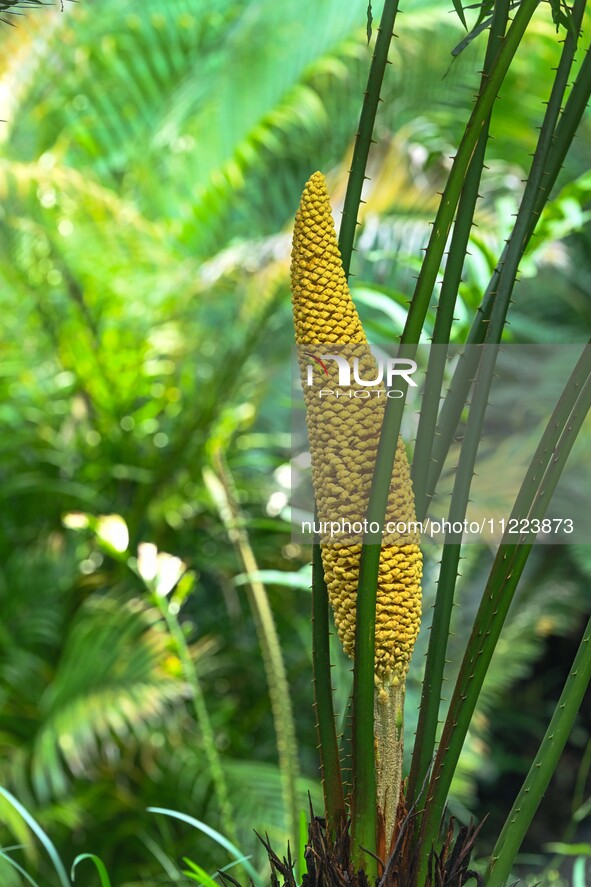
[28,596,189,802]
[0,0,54,17]
[157,751,322,875]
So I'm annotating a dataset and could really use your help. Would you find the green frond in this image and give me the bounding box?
[0,0,53,14]
[29,596,189,802]
[159,751,322,874]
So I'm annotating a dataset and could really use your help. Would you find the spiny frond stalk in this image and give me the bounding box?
[312,538,346,840]
[339,0,400,278]
[205,454,301,865]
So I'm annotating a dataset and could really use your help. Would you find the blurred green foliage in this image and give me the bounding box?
[0,0,590,884]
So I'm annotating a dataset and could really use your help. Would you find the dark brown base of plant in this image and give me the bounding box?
[221,810,489,887]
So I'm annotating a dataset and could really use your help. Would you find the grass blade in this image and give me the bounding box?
[139,832,183,881]
[148,808,262,887]
[0,848,42,887]
[71,854,112,887]
[298,809,308,882]
[182,858,220,887]
[0,787,70,887]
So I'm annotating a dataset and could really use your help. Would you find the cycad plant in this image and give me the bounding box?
[0,0,590,884]
[283,1,591,885]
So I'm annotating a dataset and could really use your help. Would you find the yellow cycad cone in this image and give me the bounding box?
[291,171,422,839]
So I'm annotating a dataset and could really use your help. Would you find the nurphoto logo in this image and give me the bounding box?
[302,351,418,398]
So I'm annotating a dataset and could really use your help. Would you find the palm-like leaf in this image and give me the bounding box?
[32,596,188,801]
[0,547,190,805]
[0,1,52,12]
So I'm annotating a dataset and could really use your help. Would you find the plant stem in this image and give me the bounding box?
[486,615,591,887]
[350,544,380,878]
[484,0,586,345]
[410,0,509,521]
[415,344,591,884]
[312,539,346,840]
[408,337,501,844]
[406,542,461,798]
[425,10,588,505]
[407,0,510,817]
[206,454,301,863]
[338,0,400,278]
[154,594,237,847]
[402,0,540,346]
[383,1,540,623]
